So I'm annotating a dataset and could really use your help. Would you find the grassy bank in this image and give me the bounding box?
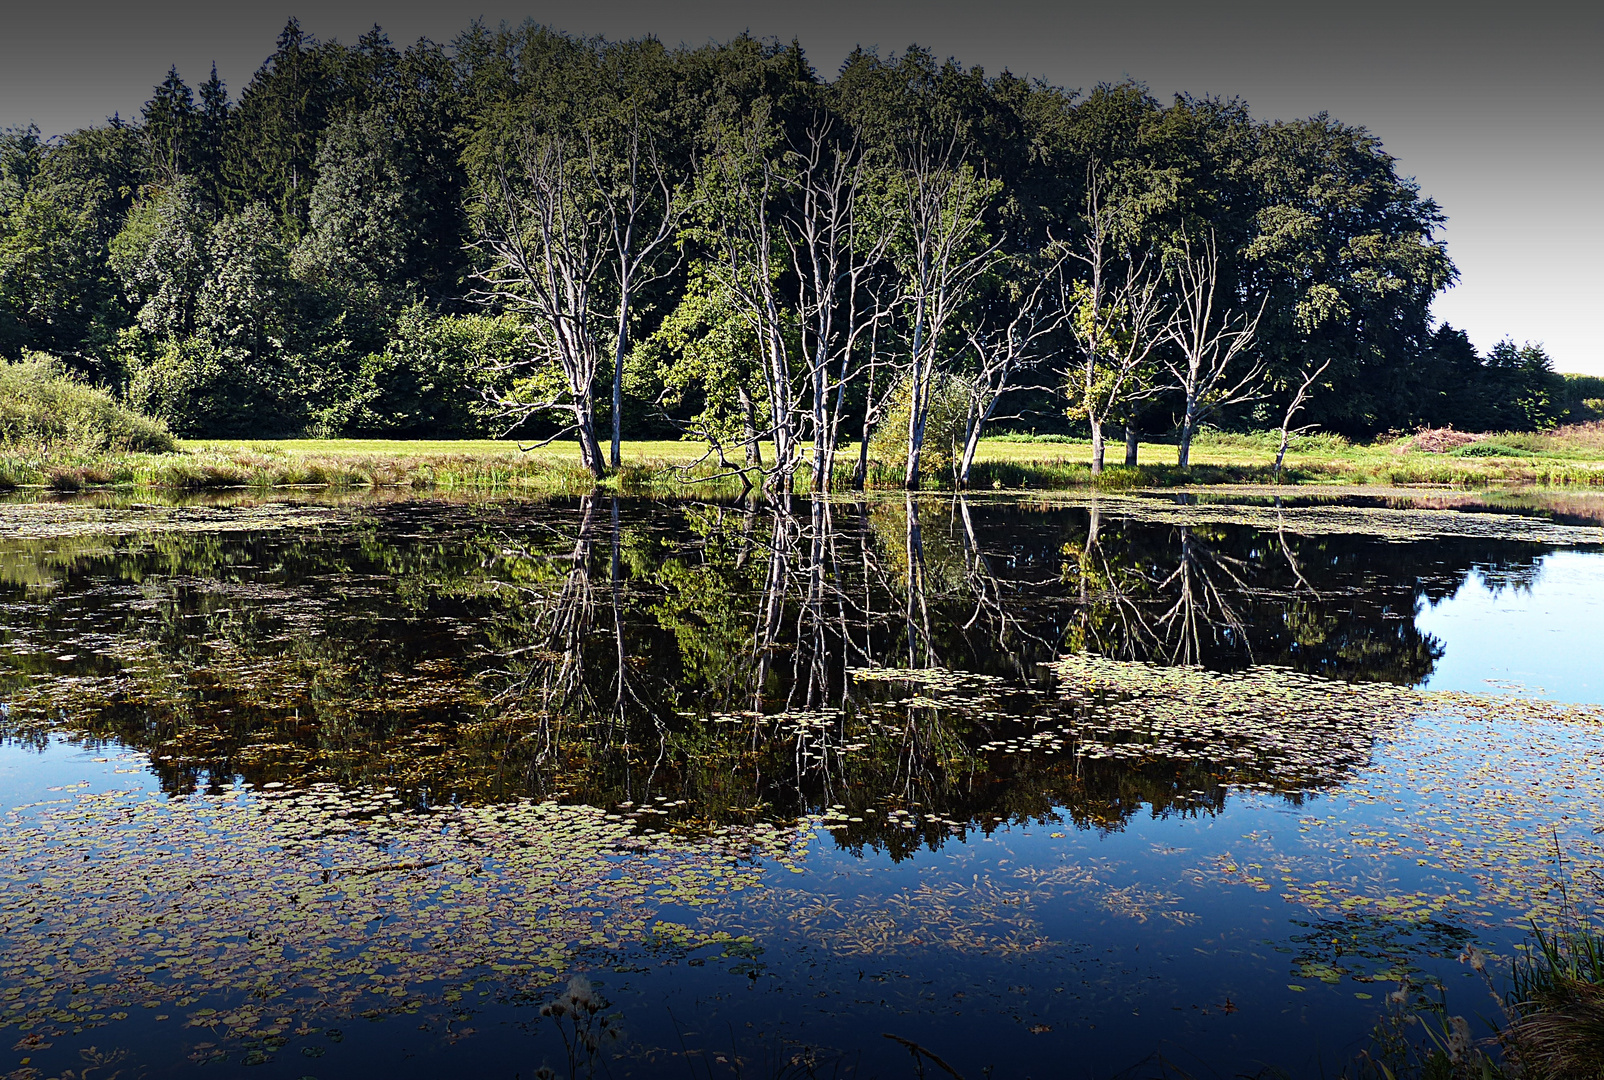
[3,425,1604,495]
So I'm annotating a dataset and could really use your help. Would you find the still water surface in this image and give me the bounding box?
[2,491,1603,1079]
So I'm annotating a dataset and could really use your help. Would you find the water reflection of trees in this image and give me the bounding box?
[0,496,1568,852]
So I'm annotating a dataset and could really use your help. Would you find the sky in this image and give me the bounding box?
[4,0,1601,374]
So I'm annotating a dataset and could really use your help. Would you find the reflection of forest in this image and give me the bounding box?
[0,496,1564,849]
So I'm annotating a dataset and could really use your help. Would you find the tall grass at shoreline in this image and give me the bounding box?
[3,425,1604,496]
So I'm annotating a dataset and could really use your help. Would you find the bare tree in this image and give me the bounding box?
[590,114,691,470]
[1272,358,1332,482]
[781,119,894,492]
[888,138,1001,490]
[1065,170,1168,475]
[953,254,1069,488]
[1160,230,1268,468]
[470,131,610,476]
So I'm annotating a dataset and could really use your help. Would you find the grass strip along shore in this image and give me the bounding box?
[5,424,1604,497]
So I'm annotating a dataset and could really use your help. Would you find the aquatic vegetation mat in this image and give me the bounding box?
[1031,492,1604,547]
[0,500,352,541]
[0,781,807,1054]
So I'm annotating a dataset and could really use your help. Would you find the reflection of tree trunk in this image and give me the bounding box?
[954,495,1043,674]
[734,501,757,571]
[611,497,625,733]
[1153,526,1253,667]
[1082,505,1101,606]
[1276,501,1318,598]
[795,498,831,708]
[904,496,933,667]
[753,504,794,710]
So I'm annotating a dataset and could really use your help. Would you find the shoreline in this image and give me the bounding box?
[3,436,1604,496]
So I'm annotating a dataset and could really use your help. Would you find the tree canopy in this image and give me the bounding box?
[0,20,1572,469]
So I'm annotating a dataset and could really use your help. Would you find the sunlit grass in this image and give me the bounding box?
[5,426,1604,493]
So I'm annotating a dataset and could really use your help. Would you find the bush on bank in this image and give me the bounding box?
[0,352,173,452]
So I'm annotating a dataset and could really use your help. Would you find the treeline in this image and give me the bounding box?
[0,19,1576,484]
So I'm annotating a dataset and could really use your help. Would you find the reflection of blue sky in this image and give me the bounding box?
[1417,550,1604,704]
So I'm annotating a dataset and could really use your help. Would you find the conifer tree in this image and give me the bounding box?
[142,67,199,185]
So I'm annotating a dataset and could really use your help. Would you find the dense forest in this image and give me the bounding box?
[0,19,1584,484]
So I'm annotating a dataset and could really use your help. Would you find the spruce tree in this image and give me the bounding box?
[196,63,230,204]
[142,67,200,185]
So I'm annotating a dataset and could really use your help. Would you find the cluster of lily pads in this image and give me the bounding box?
[1045,655,1422,788]
[0,780,808,1050]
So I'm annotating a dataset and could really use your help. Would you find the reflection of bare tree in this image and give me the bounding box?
[951,497,1057,678]
[493,498,660,784]
[1064,513,1258,667]
[904,496,934,669]
[1150,528,1255,666]
[1063,502,1156,662]
[1276,501,1318,600]
[534,497,602,712]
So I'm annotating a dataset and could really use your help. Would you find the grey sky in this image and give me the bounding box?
[5,0,1600,373]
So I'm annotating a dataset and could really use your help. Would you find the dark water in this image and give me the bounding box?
[2,492,1602,1080]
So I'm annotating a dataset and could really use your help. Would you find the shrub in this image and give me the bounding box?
[123,336,272,438]
[869,374,969,481]
[0,352,174,452]
[1452,441,1536,458]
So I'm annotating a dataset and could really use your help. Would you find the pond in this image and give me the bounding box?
[2,489,1603,1079]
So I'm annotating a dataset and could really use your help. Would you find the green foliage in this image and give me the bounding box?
[123,333,265,437]
[0,351,172,450]
[108,178,211,337]
[341,306,529,437]
[292,109,422,298]
[626,265,772,450]
[870,373,970,478]
[4,19,1565,450]
[1559,374,1604,422]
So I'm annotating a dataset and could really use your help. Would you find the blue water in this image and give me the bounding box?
[1419,550,1604,704]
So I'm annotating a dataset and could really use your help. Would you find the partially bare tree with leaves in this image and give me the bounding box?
[1160,229,1268,468]
[1065,171,1169,475]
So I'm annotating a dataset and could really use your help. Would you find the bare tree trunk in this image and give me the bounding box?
[958,421,983,489]
[812,342,830,493]
[853,410,874,490]
[905,309,928,492]
[1089,418,1106,475]
[1177,407,1195,469]
[576,401,606,476]
[853,361,879,491]
[610,294,628,470]
[738,385,762,467]
[1125,423,1139,466]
